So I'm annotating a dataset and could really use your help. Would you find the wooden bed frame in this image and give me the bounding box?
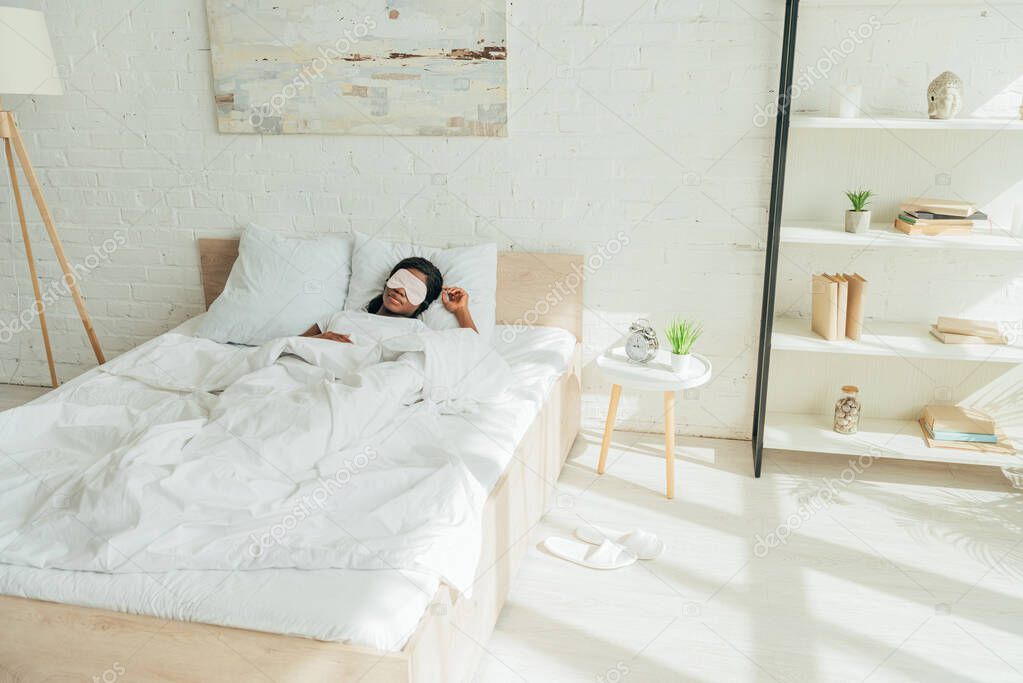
[0,240,582,683]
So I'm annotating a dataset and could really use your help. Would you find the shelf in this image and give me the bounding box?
[765,412,1021,467]
[791,115,1023,131]
[800,0,1023,6]
[781,222,1023,252]
[771,318,1023,364]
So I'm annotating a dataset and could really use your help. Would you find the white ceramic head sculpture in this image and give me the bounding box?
[928,71,963,119]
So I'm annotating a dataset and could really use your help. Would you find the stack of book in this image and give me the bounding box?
[895,198,989,236]
[918,404,1014,454]
[811,273,868,341]
[929,316,1008,345]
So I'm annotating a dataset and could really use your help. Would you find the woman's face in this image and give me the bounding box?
[381,268,428,316]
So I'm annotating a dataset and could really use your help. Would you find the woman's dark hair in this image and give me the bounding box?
[366,256,443,317]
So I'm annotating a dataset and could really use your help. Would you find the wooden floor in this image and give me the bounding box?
[2,386,1020,682]
[474,430,1023,683]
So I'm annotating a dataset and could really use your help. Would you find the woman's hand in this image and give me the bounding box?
[442,287,478,333]
[442,287,469,313]
[314,331,352,344]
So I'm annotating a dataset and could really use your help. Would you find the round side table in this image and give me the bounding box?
[595,347,713,499]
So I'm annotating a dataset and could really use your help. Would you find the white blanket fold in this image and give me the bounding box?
[0,326,512,594]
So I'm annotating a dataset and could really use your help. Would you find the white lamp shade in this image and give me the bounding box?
[0,7,63,96]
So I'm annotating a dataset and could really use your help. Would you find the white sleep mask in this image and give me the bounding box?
[385,268,428,305]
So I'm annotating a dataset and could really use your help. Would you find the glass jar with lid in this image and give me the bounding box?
[833,385,860,434]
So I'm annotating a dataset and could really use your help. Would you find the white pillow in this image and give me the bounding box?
[196,224,353,345]
[344,232,497,337]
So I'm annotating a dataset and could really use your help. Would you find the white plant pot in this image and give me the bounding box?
[671,352,695,376]
[845,210,871,234]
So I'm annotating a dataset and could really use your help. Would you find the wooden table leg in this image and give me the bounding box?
[664,391,675,499]
[597,384,621,474]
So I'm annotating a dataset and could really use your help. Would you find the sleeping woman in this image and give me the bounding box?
[302,256,478,342]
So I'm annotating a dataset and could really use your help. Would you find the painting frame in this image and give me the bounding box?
[206,1,508,137]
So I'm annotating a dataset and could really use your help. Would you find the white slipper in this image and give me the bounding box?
[575,525,664,560]
[543,537,637,570]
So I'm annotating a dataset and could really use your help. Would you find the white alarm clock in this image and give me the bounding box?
[625,319,659,363]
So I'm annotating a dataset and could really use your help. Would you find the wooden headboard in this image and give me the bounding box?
[198,238,583,340]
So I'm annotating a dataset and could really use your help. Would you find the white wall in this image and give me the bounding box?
[2,0,782,439]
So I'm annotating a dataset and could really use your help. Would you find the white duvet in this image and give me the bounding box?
[0,320,514,594]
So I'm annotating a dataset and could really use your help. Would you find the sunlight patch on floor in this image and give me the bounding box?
[476,430,1020,683]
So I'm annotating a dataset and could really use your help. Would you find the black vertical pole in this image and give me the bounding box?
[752,0,800,477]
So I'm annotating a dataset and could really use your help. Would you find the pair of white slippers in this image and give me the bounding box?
[543,525,664,570]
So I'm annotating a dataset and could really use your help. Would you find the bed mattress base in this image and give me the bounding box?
[0,353,581,683]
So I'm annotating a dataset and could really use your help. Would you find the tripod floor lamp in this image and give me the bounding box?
[0,6,104,387]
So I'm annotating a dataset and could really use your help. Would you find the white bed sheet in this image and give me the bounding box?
[0,321,576,652]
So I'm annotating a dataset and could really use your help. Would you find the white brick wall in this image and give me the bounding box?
[0,0,787,439]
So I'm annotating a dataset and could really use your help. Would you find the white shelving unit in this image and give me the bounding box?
[762,111,1023,468]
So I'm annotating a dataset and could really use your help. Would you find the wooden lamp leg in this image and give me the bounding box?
[597,383,621,474]
[4,139,57,387]
[7,117,105,364]
[664,391,675,499]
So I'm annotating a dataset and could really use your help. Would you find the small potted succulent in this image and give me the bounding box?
[844,189,873,234]
[665,318,703,375]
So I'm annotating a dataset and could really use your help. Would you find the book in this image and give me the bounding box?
[831,274,848,339]
[845,273,867,341]
[918,419,1015,455]
[900,197,977,218]
[897,213,975,228]
[811,273,838,341]
[906,210,988,222]
[922,404,996,436]
[929,325,1006,345]
[935,316,1006,341]
[894,218,972,236]
[920,420,998,443]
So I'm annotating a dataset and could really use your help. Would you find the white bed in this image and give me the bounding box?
[0,319,576,651]
[0,245,582,682]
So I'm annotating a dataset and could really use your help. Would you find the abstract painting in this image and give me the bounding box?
[206,1,507,136]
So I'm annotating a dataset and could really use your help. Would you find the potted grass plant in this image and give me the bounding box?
[844,189,873,234]
[665,318,703,375]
